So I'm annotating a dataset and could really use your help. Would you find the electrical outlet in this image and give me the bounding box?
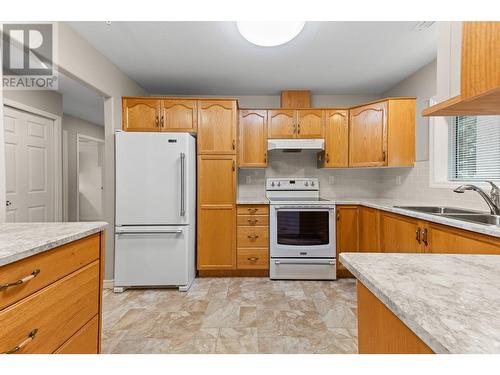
[396,176,401,185]
[329,176,335,185]
[245,175,252,184]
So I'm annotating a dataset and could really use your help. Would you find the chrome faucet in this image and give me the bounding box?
[453,181,500,215]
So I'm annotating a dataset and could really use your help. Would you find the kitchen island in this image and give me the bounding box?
[0,222,107,354]
[340,252,500,354]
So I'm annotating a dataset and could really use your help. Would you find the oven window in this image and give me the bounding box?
[277,210,329,246]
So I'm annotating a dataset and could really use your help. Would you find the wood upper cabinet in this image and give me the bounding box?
[349,101,387,167]
[160,99,197,132]
[380,212,425,253]
[336,205,359,278]
[198,100,237,154]
[238,110,267,168]
[197,154,236,270]
[268,109,296,138]
[349,98,415,168]
[296,109,324,138]
[423,22,500,116]
[323,109,349,167]
[358,206,380,252]
[122,98,160,132]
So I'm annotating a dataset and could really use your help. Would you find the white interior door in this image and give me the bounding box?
[77,135,104,221]
[3,106,55,222]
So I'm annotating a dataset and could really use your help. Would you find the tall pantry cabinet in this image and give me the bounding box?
[196,100,238,272]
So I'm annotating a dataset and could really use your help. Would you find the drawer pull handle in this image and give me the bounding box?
[416,227,421,244]
[422,228,429,246]
[247,257,259,262]
[247,208,258,213]
[248,219,258,225]
[0,269,40,290]
[247,234,259,239]
[3,329,38,354]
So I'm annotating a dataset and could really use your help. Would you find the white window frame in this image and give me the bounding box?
[429,102,500,190]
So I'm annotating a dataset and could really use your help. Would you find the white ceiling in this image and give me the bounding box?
[68,21,437,95]
[58,72,104,126]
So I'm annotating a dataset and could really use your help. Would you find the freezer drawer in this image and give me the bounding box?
[270,258,336,280]
[114,226,192,287]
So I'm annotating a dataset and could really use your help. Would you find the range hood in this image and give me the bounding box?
[267,139,325,151]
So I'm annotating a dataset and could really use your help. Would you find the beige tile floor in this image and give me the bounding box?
[102,277,358,354]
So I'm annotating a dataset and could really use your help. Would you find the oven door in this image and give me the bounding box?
[270,205,335,258]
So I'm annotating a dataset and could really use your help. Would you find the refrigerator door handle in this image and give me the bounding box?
[180,152,186,217]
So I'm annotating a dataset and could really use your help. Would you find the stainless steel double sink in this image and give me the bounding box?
[393,206,500,227]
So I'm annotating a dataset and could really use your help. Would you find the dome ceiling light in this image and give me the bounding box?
[236,21,306,47]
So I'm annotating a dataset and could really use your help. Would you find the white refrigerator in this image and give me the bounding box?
[114,132,196,292]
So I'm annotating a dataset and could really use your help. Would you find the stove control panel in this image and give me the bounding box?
[266,178,319,191]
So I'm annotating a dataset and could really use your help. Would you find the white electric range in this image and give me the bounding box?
[266,178,336,280]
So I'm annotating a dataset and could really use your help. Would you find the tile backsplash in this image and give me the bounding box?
[238,152,493,212]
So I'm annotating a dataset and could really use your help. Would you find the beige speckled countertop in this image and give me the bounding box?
[0,222,107,267]
[340,252,500,354]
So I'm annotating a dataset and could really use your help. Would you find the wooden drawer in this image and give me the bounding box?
[237,205,269,215]
[237,226,269,248]
[55,315,99,354]
[237,248,269,269]
[237,215,269,227]
[0,261,99,354]
[0,234,100,310]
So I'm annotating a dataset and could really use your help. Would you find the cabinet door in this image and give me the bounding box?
[358,206,380,252]
[122,98,160,132]
[380,212,423,253]
[336,206,358,278]
[238,110,267,168]
[349,101,387,167]
[160,99,197,132]
[268,109,296,138]
[324,110,349,167]
[197,155,236,270]
[426,222,500,254]
[198,100,237,154]
[296,109,324,138]
[198,208,236,270]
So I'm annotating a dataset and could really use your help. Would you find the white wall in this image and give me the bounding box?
[78,139,104,221]
[63,114,104,221]
[3,90,63,118]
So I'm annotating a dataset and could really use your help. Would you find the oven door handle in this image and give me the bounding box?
[274,206,335,210]
[274,260,335,266]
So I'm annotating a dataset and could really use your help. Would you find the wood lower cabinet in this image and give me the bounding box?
[349,98,415,167]
[198,208,236,270]
[357,283,433,354]
[321,109,349,168]
[268,109,296,138]
[358,206,380,252]
[0,233,104,354]
[197,155,237,270]
[236,205,269,272]
[238,110,267,168]
[380,212,424,253]
[198,100,237,154]
[336,205,359,278]
[122,98,160,132]
[426,221,500,254]
[160,99,197,132]
[296,109,324,138]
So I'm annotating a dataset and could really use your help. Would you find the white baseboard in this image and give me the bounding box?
[103,279,114,290]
